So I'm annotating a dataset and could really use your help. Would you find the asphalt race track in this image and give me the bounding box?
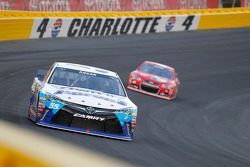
[1,28,250,167]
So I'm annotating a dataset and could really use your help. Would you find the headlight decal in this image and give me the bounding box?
[131,74,141,81]
[115,108,137,126]
[162,84,171,89]
[115,113,133,126]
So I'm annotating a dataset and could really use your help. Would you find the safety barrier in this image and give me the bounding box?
[0,7,250,41]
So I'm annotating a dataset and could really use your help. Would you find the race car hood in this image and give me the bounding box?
[42,84,135,110]
[135,71,171,83]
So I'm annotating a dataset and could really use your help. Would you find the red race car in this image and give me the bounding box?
[127,61,180,100]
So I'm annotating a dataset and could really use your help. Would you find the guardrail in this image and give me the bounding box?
[0,7,250,41]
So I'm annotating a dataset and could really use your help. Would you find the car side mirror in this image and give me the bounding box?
[37,69,48,81]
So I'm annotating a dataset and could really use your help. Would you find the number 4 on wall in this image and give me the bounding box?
[182,16,195,31]
[37,18,49,38]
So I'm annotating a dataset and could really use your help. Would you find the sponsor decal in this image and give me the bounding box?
[165,16,176,32]
[48,102,60,110]
[45,100,64,114]
[38,102,45,108]
[28,0,70,11]
[73,113,105,121]
[177,0,207,9]
[30,15,200,38]
[39,92,46,99]
[0,0,217,12]
[37,94,46,113]
[165,15,200,32]
[131,116,136,128]
[57,86,110,95]
[0,0,11,10]
[132,0,165,11]
[115,112,132,126]
[39,97,46,100]
[54,87,128,106]
[29,108,36,115]
[132,112,137,116]
[79,71,96,76]
[31,17,161,38]
[117,101,127,106]
[163,15,200,32]
[80,0,122,11]
[67,17,161,37]
[51,18,63,38]
[85,106,96,114]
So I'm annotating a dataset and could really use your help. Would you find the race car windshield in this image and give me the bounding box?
[48,67,126,97]
[139,63,173,79]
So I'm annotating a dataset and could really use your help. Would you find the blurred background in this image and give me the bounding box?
[0,0,249,167]
[0,0,248,11]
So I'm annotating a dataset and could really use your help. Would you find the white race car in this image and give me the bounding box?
[28,62,137,141]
